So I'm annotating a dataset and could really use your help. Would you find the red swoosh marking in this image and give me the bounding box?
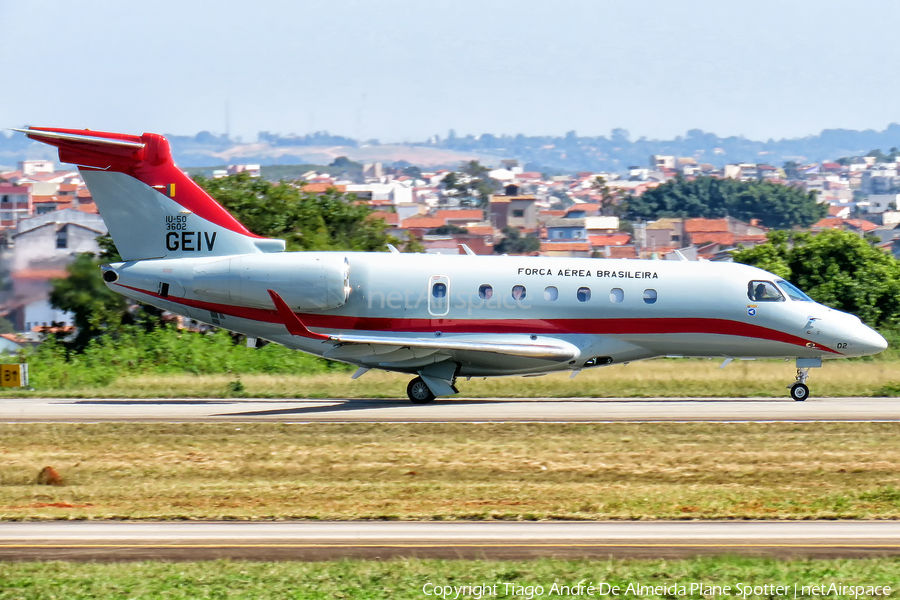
[115,284,840,354]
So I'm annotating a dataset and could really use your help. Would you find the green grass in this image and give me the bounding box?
[4,324,899,398]
[3,358,900,398]
[4,423,900,521]
[1,558,898,599]
[4,328,351,392]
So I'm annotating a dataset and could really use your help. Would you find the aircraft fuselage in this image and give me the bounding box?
[105,252,887,377]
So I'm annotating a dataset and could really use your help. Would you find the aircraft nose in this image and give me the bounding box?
[858,326,888,356]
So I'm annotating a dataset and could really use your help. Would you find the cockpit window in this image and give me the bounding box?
[747,280,784,302]
[776,279,813,302]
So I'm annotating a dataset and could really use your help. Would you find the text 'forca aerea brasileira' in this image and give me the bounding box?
[517,267,659,279]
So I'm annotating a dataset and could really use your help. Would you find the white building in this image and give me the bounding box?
[864,194,900,214]
[11,209,107,271]
[584,216,620,233]
[18,160,54,176]
[0,209,109,333]
[650,155,675,169]
[227,164,261,177]
[488,168,516,182]
[345,181,413,205]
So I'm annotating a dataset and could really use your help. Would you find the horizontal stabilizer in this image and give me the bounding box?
[12,127,146,150]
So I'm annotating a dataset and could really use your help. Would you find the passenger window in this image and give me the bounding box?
[747,280,784,302]
[478,284,493,299]
[432,282,447,299]
[511,285,527,300]
[577,287,591,302]
[544,286,558,301]
[643,289,657,304]
[610,288,624,303]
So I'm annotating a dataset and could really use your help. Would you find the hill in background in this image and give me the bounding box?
[5,124,900,173]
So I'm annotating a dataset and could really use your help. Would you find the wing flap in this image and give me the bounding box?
[268,289,579,362]
[331,333,579,361]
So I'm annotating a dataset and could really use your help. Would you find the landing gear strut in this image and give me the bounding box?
[407,377,436,404]
[790,369,810,402]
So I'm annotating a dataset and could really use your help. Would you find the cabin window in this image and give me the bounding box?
[610,288,624,303]
[747,280,784,302]
[544,286,558,301]
[511,285,527,300]
[577,287,591,302]
[643,289,657,304]
[478,284,493,299]
[428,275,451,316]
[776,279,813,302]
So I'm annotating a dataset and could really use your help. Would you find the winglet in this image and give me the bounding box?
[267,290,332,340]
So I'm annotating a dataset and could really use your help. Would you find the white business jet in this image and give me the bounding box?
[15,127,888,403]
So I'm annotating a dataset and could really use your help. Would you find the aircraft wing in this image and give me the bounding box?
[330,333,578,361]
[267,290,579,362]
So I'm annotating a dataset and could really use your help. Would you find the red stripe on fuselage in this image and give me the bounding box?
[116,284,840,354]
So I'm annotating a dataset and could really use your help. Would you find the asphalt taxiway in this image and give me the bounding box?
[3,521,900,560]
[0,396,899,422]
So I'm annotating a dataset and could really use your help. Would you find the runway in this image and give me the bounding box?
[3,521,900,560]
[0,396,899,423]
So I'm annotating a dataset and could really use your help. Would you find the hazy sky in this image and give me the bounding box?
[2,0,899,143]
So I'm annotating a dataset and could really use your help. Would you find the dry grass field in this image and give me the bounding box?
[4,359,900,398]
[3,422,900,521]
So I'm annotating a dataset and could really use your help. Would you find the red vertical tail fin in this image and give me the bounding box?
[15,127,285,260]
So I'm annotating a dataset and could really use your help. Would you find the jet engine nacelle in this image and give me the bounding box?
[192,253,351,311]
[107,253,351,312]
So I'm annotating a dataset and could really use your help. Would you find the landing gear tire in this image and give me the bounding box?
[790,383,810,402]
[407,377,436,404]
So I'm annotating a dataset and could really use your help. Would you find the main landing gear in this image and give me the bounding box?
[407,377,436,404]
[788,358,821,401]
[405,363,459,404]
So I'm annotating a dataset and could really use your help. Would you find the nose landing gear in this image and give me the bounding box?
[790,369,810,401]
[788,358,821,401]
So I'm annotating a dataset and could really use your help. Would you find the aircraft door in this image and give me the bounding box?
[428,275,450,317]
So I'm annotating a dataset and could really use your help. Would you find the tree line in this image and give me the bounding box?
[624,175,827,229]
